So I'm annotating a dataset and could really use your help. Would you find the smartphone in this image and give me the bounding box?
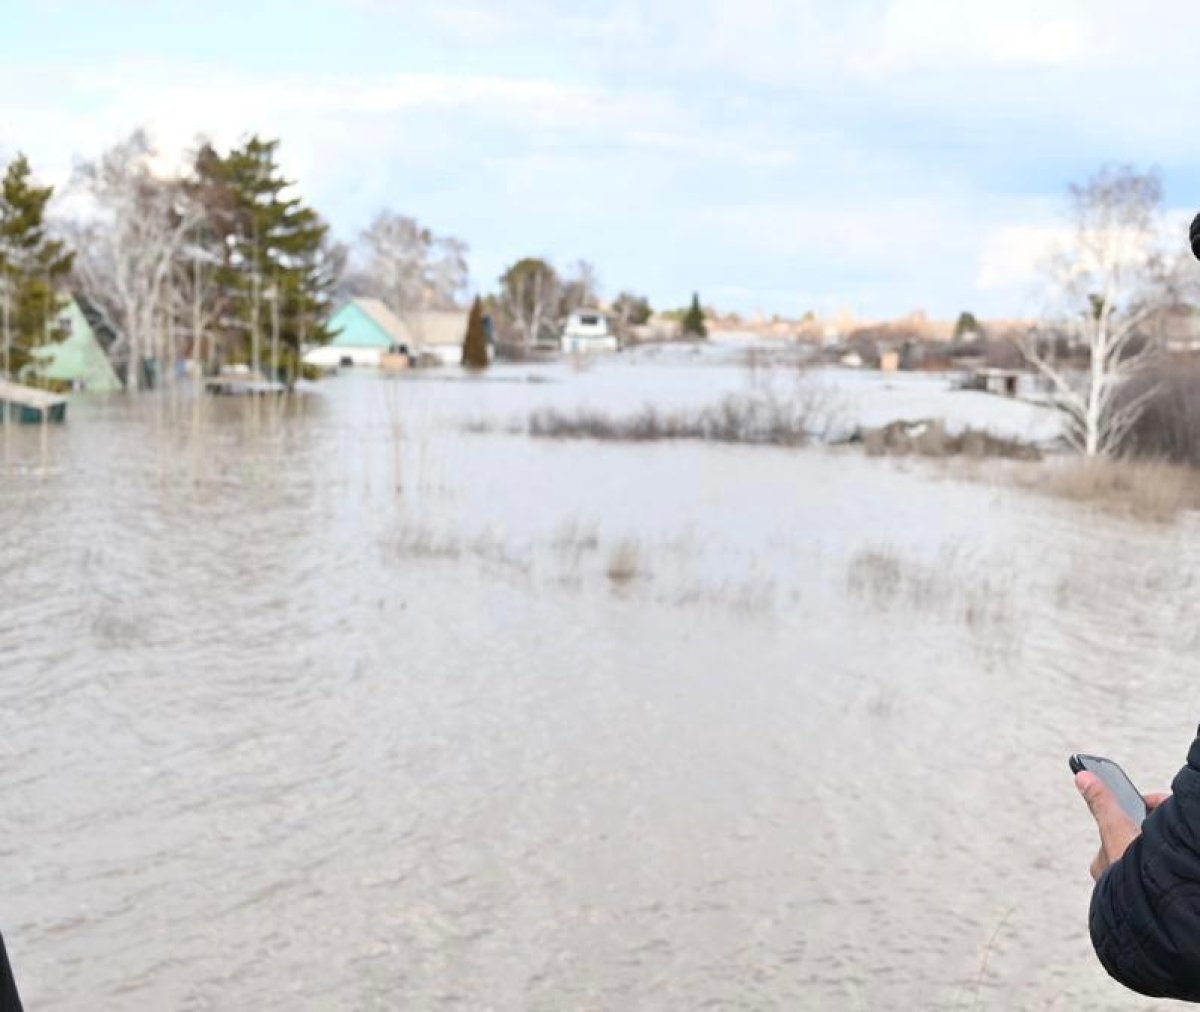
[1069,753,1148,827]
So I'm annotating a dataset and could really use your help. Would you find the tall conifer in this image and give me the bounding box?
[0,154,73,375]
[462,295,489,369]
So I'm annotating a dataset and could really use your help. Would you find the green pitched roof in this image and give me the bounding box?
[24,296,122,392]
[329,299,408,350]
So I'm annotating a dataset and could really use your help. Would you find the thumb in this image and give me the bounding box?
[1076,771,1139,858]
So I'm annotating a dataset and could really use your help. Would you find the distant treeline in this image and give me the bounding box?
[0,132,663,387]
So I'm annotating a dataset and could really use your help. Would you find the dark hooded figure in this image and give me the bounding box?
[1072,220,1200,1000]
[1077,728,1200,999]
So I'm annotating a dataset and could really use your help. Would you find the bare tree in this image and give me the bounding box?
[172,230,225,377]
[70,131,199,392]
[1024,166,1173,455]
[427,236,469,309]
[357,211,469,314]
[499,258,561,351]
[559,259,599,316]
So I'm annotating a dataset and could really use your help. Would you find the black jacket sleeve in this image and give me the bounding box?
[1090,727,1200,999]
[0,932,21,1012]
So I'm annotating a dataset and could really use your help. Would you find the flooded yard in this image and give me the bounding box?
[0,362,1196,1009]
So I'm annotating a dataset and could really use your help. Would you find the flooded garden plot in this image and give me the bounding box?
[0,361,1197,1009]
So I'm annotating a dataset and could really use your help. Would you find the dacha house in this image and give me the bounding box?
[304,298,471,370]
[21,294,123,392]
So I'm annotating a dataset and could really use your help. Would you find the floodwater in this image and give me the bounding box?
[0,363,1197,1010]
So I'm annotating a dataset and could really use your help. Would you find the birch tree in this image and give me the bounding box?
[558,259,599,317]
[357,211,468,314]
[499,257,560,350]
[71,131,199,392]
[1024,166,1172,456]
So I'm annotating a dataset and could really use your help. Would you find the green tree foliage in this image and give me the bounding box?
[0,154,73,375]
[461,295,490,369]
[681,292,707,338]
[953,311,981,341]
[192,136,334,381]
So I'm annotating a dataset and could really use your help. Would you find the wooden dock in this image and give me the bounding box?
[203,372,287,396]
[0,380,68,424]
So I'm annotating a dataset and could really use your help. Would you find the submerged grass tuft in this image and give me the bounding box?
[606,539,642,584]
[529,390,835,447]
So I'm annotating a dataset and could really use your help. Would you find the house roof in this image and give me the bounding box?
[74,293,123,354]
[23,295,122,392]
[328,299,468,351]
[403,310,469,348]
[355,299,410,344]
[328,298,407,350]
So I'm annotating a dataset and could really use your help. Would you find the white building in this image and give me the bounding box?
[561,310,619,354]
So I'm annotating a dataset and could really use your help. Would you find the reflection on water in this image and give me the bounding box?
[0,369,1197,1010]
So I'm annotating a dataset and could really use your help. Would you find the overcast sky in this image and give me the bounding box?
[3,0,1199,318]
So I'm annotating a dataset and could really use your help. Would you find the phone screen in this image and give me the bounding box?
[1071,754,1147,826]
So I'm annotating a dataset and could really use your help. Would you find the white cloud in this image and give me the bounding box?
[8,0,1200,317]
[976,225,1065,290]
[869,0,1090,72]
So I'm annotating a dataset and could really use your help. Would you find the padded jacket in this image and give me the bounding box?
[1091,727,1200,999]
[0,932,19,1011]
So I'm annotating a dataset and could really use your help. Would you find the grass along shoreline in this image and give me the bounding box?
[464,392,1200,523]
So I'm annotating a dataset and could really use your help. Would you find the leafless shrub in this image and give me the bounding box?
[530,391,825,446]
[1115,360,1200,466]
[461,415,525,436]
[859,420,1040,461]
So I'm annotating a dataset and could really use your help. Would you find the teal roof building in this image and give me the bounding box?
[23,295,122,392]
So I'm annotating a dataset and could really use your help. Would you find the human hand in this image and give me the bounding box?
[1075,771,1170,881]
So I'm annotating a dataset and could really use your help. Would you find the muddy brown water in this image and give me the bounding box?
[0,370,1197,1010]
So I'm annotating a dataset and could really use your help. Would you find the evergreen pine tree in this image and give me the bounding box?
[681,292,707,339]
[953,311,981,341]
[193,137,334,383]
[0,154,73,376]
[462,295,489,369]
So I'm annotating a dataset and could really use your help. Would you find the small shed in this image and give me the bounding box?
[968,367,1023,397]
[22,295,122,392]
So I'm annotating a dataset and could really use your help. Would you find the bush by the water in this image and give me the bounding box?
[1116,361,1200,466]
[529,394,816,446]
[856,419,1041,461]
